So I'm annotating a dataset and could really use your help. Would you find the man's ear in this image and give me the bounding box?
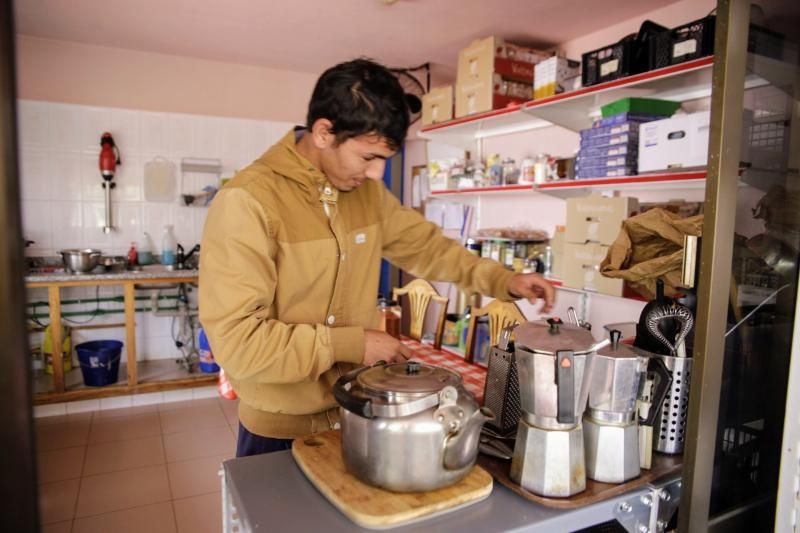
[310,119,335,149]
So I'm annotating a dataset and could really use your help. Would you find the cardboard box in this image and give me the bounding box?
[566,194,639,245]
[563,242,624,297]
[421,86,453,126]
[457,36,544,84]
[638,112,710,172]
[455,77,529,118]
[534,57,581,99]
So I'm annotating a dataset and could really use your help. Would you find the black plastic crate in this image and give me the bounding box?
[663,16,786,66]
[582,35,637,87]
[668,16,716,64]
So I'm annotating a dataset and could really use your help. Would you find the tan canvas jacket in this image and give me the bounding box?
[199,130,517,438]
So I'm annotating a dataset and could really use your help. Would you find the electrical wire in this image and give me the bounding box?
[62,285,102,325]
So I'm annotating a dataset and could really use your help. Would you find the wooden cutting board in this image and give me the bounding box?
[292,430,493,529]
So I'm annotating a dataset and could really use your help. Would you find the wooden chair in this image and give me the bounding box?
[464,300,526,363]
[392,279,449,349]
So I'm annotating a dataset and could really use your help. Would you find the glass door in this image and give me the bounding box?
[682,0,800,530]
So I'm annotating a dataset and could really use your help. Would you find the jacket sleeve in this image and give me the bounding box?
[379,186,517,300]
[198,188,364,384]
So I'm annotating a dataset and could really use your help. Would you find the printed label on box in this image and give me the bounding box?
[643,124,659,148]
[673,39,698,59]
[600,59,619,77]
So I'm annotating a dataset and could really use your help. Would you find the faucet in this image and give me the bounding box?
[176,244,200,270]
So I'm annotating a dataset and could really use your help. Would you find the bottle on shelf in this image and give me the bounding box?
[127,242,138,267]
[139,232,154,265]
[456,305,472,352]
[161,225,177,266]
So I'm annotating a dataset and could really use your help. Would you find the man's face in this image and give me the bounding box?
[320,134,396,192]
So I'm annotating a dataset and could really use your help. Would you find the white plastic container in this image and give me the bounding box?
[161,225,177,266]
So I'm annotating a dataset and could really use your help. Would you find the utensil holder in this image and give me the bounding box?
[482,343,521,436]
[653,354,693,454]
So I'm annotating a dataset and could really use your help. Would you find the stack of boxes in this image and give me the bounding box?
[563,193,639,297]
[533,57,581,100]
[576,98,680,180]
[454,36,550,118]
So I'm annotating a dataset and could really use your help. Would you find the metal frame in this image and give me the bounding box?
[680,0,755,530]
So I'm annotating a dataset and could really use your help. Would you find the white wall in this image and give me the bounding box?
[20,99,295,361]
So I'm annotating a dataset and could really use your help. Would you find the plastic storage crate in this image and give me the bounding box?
[582,35,637,87]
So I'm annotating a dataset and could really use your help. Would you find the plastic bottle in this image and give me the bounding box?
[127,242,138,267]
[139,232,154,265]
[161,225,177,266]
[457,306,472,352]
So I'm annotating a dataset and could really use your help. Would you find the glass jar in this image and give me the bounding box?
[502,158,520,185]
[520,158,536,184]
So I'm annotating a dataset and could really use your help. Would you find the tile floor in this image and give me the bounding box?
[36,397,240,533]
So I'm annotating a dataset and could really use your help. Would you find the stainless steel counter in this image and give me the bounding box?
[221,450,670,533]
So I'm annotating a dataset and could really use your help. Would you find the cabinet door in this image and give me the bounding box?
[682,0,800,530]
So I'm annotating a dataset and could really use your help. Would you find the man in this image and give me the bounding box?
[199,58,554,457]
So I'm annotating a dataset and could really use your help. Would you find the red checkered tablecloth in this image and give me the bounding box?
[401,337,487,404]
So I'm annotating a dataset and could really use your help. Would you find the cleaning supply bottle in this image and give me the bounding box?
[127,242,138,267]
[139,232,154,265]
[161,225,177,266]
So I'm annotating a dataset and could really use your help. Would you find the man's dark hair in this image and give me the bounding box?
[306,58,410,151]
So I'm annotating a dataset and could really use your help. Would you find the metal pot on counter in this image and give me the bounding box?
[333,360,494,492]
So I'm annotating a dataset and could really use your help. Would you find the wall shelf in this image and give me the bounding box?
[419,57,716,146]
[428,171,707,199]
[535,171,708,198]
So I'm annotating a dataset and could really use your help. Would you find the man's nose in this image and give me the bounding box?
[365,160,386,181]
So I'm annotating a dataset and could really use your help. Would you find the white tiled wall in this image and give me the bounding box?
[20,100,296,360]
[18,99,295,256]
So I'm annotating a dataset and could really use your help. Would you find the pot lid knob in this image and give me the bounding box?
[405,360,421,375]
[547,317,563,334]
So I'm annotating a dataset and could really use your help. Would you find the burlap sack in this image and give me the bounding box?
[600,208,703,300]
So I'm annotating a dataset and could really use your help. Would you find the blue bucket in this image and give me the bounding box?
[198,328,220,373]
[76,340,123,387]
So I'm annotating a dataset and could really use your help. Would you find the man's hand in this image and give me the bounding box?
[507,273,556,313]
[363,330,412,366]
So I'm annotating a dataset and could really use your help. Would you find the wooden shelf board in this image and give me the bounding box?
[33,359,217,404]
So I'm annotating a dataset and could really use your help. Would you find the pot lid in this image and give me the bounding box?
[515,318,597,355]
[356,361,461,397]
[596,329,638,358]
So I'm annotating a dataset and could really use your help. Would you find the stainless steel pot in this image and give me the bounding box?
[333,360,494,492]
[58,249,102,273]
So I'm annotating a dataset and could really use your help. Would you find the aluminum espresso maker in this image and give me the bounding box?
[583,330,648,484]
[510,318,608,497]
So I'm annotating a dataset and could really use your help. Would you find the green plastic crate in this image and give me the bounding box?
[600,97,681,118]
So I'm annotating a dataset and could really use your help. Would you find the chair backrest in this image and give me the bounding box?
[392,279,449,349]
[464,300,526,363]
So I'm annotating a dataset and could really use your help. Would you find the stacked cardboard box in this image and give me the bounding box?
[421,86,454,126]
[455,36,551,118]
[533,57,581,99]
[563,194,639,297]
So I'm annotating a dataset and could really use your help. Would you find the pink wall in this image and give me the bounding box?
[16,36,318,123]
[560,0,716,58]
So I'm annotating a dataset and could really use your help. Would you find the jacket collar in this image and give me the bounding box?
[258,128,338,204]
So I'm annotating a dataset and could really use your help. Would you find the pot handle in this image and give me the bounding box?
[555,350,576,424]
[332,362,385,419]
[640,356,672,427]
